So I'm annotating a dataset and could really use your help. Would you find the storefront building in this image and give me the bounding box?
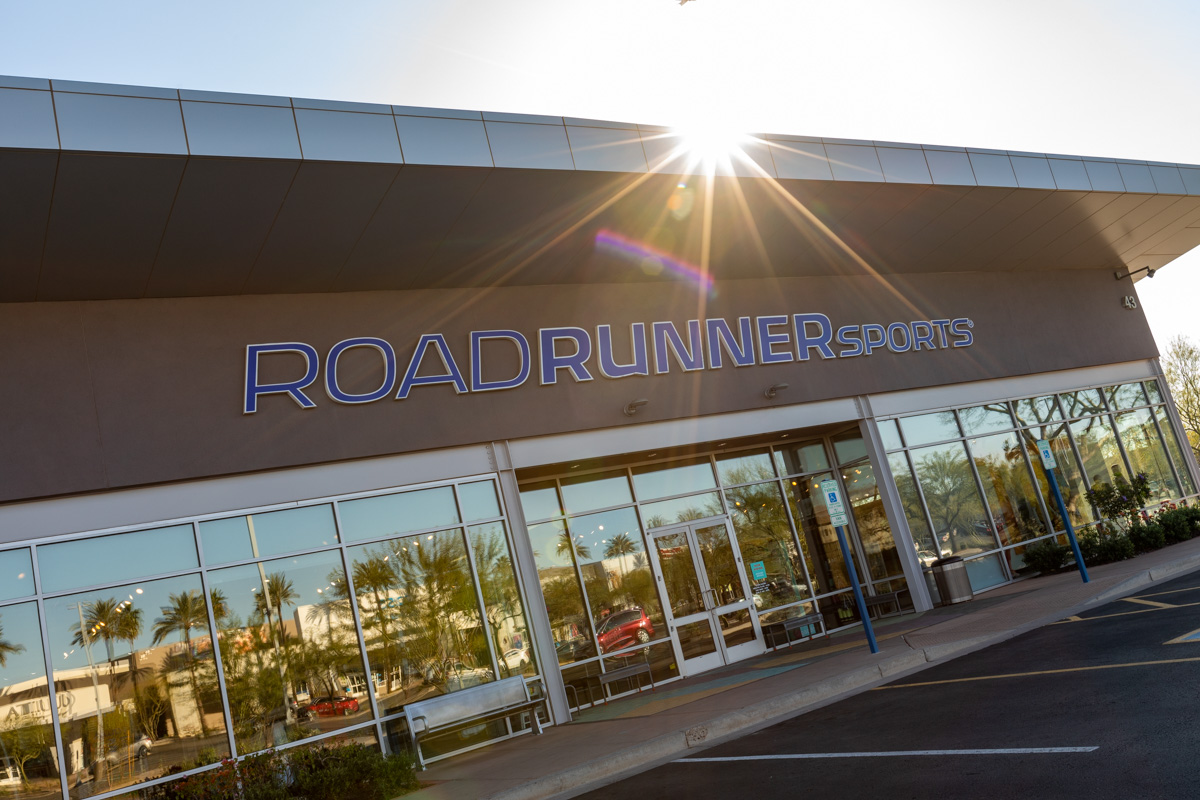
[2,75,1200,798]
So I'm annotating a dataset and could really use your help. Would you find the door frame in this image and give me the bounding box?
[647,516,765,676]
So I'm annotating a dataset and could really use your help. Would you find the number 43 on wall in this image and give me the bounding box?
[1122,295,1138,309]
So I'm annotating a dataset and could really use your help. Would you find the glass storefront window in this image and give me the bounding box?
[459,480,502,522]
[959,403,1015,435]
[208,550,367,753]
[1013,395,1062,427]
[1060,389,1106,417]
[38,525,198,594]
[887,452,938,565]
[1070,415,1129,492]
[44,574,230,791]
[964,552,1008,592]
[727,481,809,611]
[784,472,863,595]
[968,432,1047,545]
[466,523,536,679]
[639,492,724,528]
[1154,407,1197,496]
[632,458,717,500]
[832,430,868,466]
[908,441,998,557]
[0,601,61,800]
[526,521,594,664]
[346,529,490,720]
[519,480,562,522]
[774,439,830,476]
[560,470,633,514]
[200,504,337,566]
[1144,380,1164,404]
[715,449,775,486]
[1115,408,1181,501]
[878,419,903,451]
[0,548,34,601]
[1019,426,1090,529]
[338,486,460,543]
[899,411,961,446]
[1106,382,1148,411]
[566,508,665,655]
[843,464,902,580]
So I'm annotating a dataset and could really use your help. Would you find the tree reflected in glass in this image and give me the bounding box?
[348,529,493,718]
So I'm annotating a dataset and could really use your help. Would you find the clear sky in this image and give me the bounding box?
[1,0,1195,349]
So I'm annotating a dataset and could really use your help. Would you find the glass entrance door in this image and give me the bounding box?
[650,519,764,675]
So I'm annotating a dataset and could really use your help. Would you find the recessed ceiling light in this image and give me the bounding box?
[780,434,790,439]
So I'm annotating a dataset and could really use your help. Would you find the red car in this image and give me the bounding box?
[596,608,655,653]
[299,695,360,718]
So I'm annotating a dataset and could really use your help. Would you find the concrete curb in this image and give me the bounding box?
[473,550,1200,800]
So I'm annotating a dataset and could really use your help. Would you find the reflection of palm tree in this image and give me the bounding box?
[604,533,638,583]
[254,573,297,648]
[0,617,24,667]
[113,604,146,696]
[557,531,591,561]
[351,554,401,694]
[71,598,123,672]
[151,591,212,737]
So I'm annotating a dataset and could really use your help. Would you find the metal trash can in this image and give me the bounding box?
[931,556,974,605]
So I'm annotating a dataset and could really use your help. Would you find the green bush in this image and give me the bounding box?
[1128,522,1166,553]
[1157,509,1196,544]
[287,742,420,800]
[1023,539,1070,574]
[136,744,418,800]
[1097,533,1135,563]
[1078,532,1135,566]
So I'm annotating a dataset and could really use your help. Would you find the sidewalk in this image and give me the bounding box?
[408,537,1200,800]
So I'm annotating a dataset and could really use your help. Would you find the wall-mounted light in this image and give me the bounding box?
[764,383,789,400]
[1114,265,1156,281]
[623,398,649,417]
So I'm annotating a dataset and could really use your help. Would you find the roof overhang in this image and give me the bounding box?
[3,75,1200,302]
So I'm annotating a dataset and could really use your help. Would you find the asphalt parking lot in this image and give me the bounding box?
[577,573,1200,799]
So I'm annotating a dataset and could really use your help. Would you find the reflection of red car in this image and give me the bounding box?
[300,696,360,718]
[596,608,655,653]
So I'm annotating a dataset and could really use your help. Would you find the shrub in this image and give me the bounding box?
[287,742,420,800]
[1128,522,1166,553]
[135,745,419,800]
[1157,509,1196,544]
[1097,533,1135,563]
[1078,532,1135,566]
[1023,539,1070,575]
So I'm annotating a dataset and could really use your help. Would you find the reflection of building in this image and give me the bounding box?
[2,75,1200,786]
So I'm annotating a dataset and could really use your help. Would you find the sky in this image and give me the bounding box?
[0,0,1196,350]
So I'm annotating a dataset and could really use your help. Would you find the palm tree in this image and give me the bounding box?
[556,530,591,561]
[0,617,24,667]
[151,590,212,737]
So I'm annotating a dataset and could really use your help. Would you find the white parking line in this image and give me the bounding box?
[676,747,1098,762]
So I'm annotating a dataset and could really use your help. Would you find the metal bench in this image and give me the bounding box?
[402,676,543,769]
[597,652,655,702]
[863,589,907,618]
[762,612,824,650]
[564,651,655,710]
